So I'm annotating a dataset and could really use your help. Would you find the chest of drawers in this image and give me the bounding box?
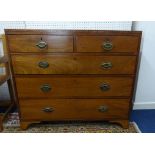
[5,29,142,130]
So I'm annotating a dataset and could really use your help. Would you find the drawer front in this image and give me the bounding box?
[20,99,130,120]
[76,36,139,53]
[15,77,133,98]
[7,35,73,53]
[12,55,136,75]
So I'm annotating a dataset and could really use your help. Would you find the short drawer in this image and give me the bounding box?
[15,76,133,98]
[7,35,73,53]
[76,36,139,53]
[12,55,136,75]
[19,98,130,121]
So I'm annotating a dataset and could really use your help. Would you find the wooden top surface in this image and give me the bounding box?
[5,29,142,36]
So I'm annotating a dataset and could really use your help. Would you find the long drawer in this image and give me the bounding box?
[7,35,73,53]
[19,98,130,121]
[15,76,133,98]
[12,55,136,75]
[76,36,139,53]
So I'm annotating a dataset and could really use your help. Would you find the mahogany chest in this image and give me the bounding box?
[5,29,142,129]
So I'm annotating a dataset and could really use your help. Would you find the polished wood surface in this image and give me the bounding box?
[5,29,142,129]
[5,29,141,35]
[11,54,136,75]
[7,35,73,53]
[15,76,133,98]
[76,36,139,53]
[19,98,129,120]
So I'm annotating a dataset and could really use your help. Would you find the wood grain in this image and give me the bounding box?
[15,76,133,98]
[11,54,136,75]
[76,36,139,53]
[5,29,142,129]
[5,29,142,36]
[19,98,129,121]
[7,35,73,53]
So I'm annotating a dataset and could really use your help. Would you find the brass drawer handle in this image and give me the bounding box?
[101,62,112,69]
[38,61,49,68]
[98,105,108,112]
[36,40,47,49]
[40,84,52,92]
[102,41,113,51]
[42,107,54,113]
[100,83,110,91]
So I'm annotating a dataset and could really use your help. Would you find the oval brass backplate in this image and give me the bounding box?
[42,107,54,112]
[100,83,110,91]
[36,40,47,49]
[40,84,52,92]
[102,41,113,51]
[38,61,49,68]
[101,62,112,69]
[98,105,108,112]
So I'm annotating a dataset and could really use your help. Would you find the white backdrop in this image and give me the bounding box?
[133,21,155,109]
[0,21,132,34]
